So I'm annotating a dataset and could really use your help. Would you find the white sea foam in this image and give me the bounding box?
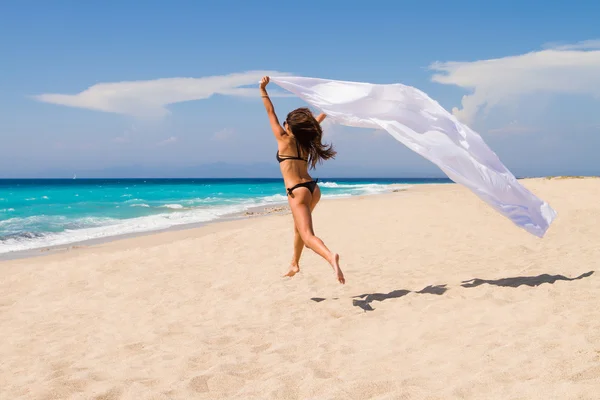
[183,197,220,205]
[161,204,185,209]
[0,203,250,254]
[42,196,49,199]
[130,204,150,208]
[260,194,288,203]
[319,181,408,195]
[0,208,15,212]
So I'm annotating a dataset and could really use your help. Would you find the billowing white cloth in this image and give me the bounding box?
[271,76,557,237]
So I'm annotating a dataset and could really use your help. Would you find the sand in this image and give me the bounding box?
[1,178,599,399]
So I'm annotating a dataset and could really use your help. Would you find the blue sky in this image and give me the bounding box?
[1,0,599,178]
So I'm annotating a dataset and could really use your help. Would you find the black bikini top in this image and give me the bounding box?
[276,139,307,163]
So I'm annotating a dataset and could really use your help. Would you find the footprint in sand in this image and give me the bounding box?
[42,379,88,399]
[251,343,271,353]
[569,365,600,381]
[124,342,146,352]
[347,380,397,399]
[93,387,123,400]
[189,375,209,393]
[207,373,246,396]
[311,366,333,379]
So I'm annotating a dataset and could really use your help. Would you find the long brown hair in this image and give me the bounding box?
[285,107,336,170]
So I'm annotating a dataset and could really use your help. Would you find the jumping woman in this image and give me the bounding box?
[259,76,345,284]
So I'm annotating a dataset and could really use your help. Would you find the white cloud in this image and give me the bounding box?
[34,70,291,118]
[429,40,600,124]
[157,136,178,146]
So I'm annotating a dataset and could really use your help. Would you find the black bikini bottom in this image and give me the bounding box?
[286,179,319,196]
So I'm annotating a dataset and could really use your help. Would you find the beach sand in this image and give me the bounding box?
[1,178,599,399]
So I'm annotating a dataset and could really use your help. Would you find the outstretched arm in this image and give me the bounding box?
[315,113,326,124]
[259,76,285,139]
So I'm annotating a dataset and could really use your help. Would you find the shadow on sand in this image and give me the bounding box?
[311,271,595,312]
[351,285,448,311]
[460,271,594,288]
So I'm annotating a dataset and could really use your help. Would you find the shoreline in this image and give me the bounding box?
[0,202,291,262]
[0,184,414,262]
[1,176,595,262]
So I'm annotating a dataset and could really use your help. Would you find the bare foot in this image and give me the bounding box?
[330,253,345,284]
[283,264,300,278]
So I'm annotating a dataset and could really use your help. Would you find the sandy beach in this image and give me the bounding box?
[1,177,599,399]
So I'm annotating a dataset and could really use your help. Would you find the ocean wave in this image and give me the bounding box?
[0,231,46,242]
[0,208,15,212]
[130,203,150,208]
[42,196,49,199]
[260,194,287,203]
[0,203,250,254]
[0,215,115,231]
[183,197,221,205]
[183,194,288,208]
[63,217,117,230]
[319,182,349,188]
[319,182,384,189]
[361,184,409,195]
[25,197,36,201]
[319,181,408,195]
[161,204,184,209]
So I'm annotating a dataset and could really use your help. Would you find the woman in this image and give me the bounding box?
[260,76,345,284]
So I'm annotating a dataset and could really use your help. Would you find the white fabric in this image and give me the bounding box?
[270,76,557,238]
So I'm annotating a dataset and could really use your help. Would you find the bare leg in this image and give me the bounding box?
[283,226,303,277]
[284,186,320,278]
[289,188,344,284]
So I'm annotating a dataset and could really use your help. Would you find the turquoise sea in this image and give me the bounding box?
[0,178,450,254]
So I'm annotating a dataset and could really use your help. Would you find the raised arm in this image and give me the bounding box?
[315,113,326,124]
[259,76,285,139]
